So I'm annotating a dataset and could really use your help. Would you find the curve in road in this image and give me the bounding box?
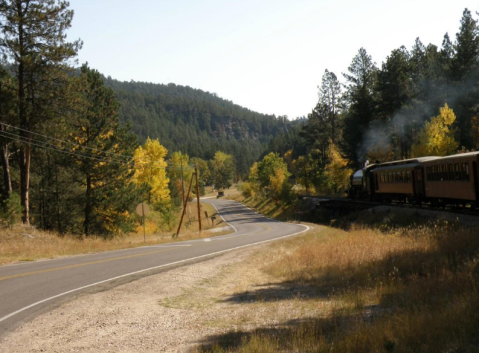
[0,198,308,337]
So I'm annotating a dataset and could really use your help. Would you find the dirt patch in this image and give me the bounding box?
[1,226,324,353]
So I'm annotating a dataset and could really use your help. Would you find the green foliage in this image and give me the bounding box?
[0,0,81,224]
[68,64,140,236]
[0,192,22,228]
[103,78,288,176]
[210,151,236,190]
[240,181,255,198]
[256,153,290,189]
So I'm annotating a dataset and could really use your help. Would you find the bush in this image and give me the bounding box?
[241,181,255,198]
[0,192,23,228]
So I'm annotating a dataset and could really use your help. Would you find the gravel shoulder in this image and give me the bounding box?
[1,225,321,353]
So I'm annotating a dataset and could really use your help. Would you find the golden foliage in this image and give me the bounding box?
[132,138,170,203]
[324,141,353,194]
[411,104,459,157]
[269,167,287,197]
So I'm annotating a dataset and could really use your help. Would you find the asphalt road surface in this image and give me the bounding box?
[0,198,308,338]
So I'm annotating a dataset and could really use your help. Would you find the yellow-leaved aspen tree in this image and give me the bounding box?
[132,138,170,204]
[411,104,459,157]
[324,141,353,195]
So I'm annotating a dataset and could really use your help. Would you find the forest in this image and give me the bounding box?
[0,0,260,236]
[104,77,295,176]
[2,1,479,237]
[252,8,479,200]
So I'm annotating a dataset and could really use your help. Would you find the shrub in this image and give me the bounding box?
[241,181,255,198]
[0,192,23,228]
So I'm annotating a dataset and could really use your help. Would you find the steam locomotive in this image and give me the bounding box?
[349,151,479,208]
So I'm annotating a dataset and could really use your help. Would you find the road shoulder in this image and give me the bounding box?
[1,224,317,352]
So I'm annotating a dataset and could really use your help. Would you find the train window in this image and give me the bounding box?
[426,167,431,180]
[434,165,439,181]
[394,172,398,183]
[402,171,406,182]
[465,163,470,181]
[454,163,460,181]
[447,164,453,181]
[407,171,411,182]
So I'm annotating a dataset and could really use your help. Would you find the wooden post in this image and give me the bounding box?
[176,173,194,237]
[142,203,146,243]
[195,165,202,232]
[180,157,186,207]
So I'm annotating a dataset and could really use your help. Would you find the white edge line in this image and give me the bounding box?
[208,201,238,233]
[0,224,309,324]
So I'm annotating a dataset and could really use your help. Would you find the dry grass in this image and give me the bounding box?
[0,202,229,266]
[198,212,479,353]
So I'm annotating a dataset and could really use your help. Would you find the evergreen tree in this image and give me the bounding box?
[69,64,138,236]
[0,0,81,224]
[452,8,479,79]
[342,48,377,166]
[319,69,342,144]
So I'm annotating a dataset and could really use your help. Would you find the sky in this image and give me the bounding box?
[67,0,479,120]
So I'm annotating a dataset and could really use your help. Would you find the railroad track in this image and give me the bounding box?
[298,195,479,218]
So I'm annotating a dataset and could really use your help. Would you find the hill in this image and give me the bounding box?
[104,77,291,174]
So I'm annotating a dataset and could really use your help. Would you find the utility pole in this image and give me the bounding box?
[180,156,186,207]
[195,164,202,232]
[176,173,194,237]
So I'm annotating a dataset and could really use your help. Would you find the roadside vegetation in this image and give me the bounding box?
[0,201,226,265]
[197,209,479,352]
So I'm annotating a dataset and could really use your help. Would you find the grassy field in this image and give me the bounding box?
[0,201,228,265]
[197,198,479,352]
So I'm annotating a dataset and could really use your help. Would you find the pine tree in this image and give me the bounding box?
[69,64,138,236]
[0,0,81,224]
[342,48,377,166]
[452,8,479,79]
[319,70,342,144]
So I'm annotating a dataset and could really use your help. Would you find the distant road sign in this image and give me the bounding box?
[136,203,150,217]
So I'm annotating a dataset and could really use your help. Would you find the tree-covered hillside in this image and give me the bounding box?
[104,78,290,175]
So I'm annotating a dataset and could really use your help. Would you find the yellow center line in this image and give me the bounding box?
[0,248,175,282]
[257,225,273,234]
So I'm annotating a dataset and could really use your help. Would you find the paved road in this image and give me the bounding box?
[0,198,307,338]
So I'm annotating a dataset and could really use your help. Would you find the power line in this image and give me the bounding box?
[0,122,133,162]
[0,122,200,169]
[0,131,129,164]
[0,130,196,170]
[0,129,130,164]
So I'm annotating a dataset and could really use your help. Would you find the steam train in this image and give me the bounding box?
[349,151,479,208]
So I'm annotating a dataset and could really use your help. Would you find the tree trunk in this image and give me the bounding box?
[19,144,31,225]
[18,5,30,225]
[0,141,12,198]
[84,174,91,236]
